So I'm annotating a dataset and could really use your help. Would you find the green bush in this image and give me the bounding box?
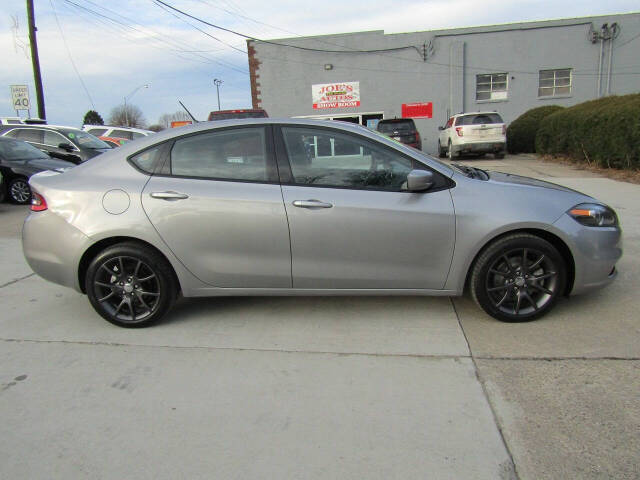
[536,94,640,170]
[507,105,564,153]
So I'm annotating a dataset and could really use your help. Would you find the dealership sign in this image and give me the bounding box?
[312,82,360,109]
[401,102,433,118]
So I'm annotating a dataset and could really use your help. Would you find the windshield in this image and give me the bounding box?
[66,130,109,149]
[0,138,49,160]
[456,113,503,125]
[377,120,415,133]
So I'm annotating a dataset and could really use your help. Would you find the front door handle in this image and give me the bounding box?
[292,199,333,209]
[150,191,189,200]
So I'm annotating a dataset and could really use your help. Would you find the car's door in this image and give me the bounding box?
[276,125,455,289]
[141,125,291,288]
[42,130,83,164]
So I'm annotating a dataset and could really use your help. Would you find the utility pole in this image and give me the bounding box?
[213,78,223,110]
[26,0,46,120]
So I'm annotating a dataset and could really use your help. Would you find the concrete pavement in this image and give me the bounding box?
[1,154,638,479]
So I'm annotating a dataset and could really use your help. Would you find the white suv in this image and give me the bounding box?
[438,112,506,159]
[82,125,153,140]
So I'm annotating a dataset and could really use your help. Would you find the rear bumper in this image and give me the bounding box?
[452,141,505,154]
[22,210,91,292]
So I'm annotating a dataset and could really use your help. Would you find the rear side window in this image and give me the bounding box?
[111,129,134,140]
[376,120,416,133]
[87,128,107,137]
[17,129,44,143]
[170,127,270,182]
[129,144,166,174]
[455,114,503,125]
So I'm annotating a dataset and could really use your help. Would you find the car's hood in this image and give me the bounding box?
[487,171,588,196]
[28,157,74,172]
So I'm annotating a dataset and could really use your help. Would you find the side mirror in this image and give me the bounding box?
[438,126,444,131]
[58,142,74,152]
[406,169,434,192]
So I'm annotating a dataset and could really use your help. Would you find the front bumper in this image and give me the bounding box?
[22,210,91,292]
[553,214,623,295]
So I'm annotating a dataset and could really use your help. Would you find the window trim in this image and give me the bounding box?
[274,124,453,194]
[538,68,573,99]
[135,125,279,184]
[476,72,509,103]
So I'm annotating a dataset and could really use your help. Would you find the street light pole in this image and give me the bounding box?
[123,84,149,127]
[213,78,223,111]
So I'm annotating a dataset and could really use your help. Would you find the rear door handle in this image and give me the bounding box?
[292,200,333,209]
[150,191,189,200]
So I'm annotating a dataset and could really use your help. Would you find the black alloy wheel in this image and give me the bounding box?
[8,177,31,204]
[471,234,566,322]
[86,242,177,327]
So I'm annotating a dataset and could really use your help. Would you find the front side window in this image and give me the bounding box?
[66,131,109,149]
[476,73,508,101]
[87,128,107,137]
[539,68,572,97]
[281,127,419,191]
[44,130,69,147]
[170,127,269,182]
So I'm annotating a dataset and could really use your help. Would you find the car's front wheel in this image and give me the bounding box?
[85,242,177,327]
[470,233,566,322]
[8,177,31,204]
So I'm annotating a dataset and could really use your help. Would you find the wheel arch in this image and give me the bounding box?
[78,236,181,295]
[464,228,575,296]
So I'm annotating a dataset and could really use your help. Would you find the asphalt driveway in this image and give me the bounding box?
[1,154,638,479]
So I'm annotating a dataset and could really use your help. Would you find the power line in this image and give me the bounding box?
[49,0,95,109]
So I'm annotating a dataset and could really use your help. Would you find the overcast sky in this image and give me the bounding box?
[1,0,638,127]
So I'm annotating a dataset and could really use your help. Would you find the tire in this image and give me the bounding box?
[447,140,456,160]
[85,242,177,328]
[438,140,446,158]
[470,233,566,322]
[8,177,31,204]
[494,152,505,159]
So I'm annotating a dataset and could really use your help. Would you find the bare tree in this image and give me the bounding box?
[108,104,147,128]
[158,110,192,129]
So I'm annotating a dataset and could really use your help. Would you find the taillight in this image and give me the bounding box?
[455,127,464,137]
[415,131,421,142]
[31,192,47,212]
[502,125,507,135]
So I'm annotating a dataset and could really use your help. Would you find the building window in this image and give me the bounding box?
[538,69,572,97]
[476,73,508,101]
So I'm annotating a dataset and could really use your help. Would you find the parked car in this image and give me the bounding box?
[23,119,621,327]
[207,109,268,121]
[83,125,154,140]
[0,117,25,126]
[1,125,110,164]
[0,137,72,204]
[376,118,422,150]
[438,112,506,159]
[99,136,130,148]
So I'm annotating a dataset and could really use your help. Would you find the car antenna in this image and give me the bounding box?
[178,100,199,123]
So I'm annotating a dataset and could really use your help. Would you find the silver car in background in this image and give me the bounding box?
[23,119,622,327]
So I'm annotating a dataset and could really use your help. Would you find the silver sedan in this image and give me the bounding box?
[22,119,622,327]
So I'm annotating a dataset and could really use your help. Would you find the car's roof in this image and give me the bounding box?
[84,125,153,134]
[2,124,85,133]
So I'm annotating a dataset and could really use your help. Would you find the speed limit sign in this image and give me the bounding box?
[10,85,30,111]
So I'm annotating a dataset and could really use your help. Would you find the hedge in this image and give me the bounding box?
[535,93,640,170]
[507,105,564,153]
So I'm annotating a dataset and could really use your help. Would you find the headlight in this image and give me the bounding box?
[568,203,618,227]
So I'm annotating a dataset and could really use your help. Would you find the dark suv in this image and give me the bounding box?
[376,118,422,150]
[0,125,110,164]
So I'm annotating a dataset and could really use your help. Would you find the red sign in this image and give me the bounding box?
[401,102,433,118]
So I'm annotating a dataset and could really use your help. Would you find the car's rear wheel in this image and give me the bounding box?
[8,177,31,204]
[447,140,456,160]
[438,140,446,158]
[85,242,177,328]
[470,234,566,322]
[494,152,505,159]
